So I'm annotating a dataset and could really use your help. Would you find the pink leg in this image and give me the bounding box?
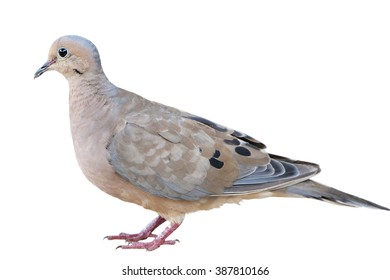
[105,216,166,242]
[118,222,181,251]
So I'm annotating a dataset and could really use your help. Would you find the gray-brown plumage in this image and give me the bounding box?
[34,35,388,251]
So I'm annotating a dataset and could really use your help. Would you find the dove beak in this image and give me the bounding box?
[34,58,57,79]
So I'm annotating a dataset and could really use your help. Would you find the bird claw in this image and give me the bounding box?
[104,216,181,251]
[116,239,179,251]
[104,232,157,242]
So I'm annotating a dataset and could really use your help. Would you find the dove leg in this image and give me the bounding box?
[105,216,166,242]
[117,222,181,251]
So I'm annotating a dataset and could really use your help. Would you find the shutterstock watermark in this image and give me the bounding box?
[122,266,270,277]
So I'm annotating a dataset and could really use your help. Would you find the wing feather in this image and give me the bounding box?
[107,107,320,200]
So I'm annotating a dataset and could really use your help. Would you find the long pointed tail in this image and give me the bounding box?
[274,180,389,211]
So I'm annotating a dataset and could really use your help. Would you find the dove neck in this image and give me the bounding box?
[68,72,117,119]
[69,72,115,99]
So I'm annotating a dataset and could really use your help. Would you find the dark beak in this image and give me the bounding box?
[34,58,56,79]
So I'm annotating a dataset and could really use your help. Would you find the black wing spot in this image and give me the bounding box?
[186,116,228,132]
[209,157,224,169]
[224,138,240,146]
[231,130,245,137]
[231,130,266,149]
[235,146,251,156]
[213,149,221,158]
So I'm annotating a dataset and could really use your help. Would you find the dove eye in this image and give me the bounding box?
[58,47,68,58]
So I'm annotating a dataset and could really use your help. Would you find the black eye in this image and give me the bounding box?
[58,47,68,58]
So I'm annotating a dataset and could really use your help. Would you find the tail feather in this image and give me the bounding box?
[274,180,389,211]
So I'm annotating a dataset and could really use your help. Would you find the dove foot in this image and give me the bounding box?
[105,216,182,250]
[105,216,166,242]
[117,238,179,251]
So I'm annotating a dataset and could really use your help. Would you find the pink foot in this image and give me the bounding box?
[106,232,157,242]
[117,238,178,251]
[105,216,165,242]
[104,216,182,251]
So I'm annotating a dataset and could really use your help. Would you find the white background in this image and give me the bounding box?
[1,1,389,279]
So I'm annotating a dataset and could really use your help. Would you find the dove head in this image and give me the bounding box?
[34,35,104,80]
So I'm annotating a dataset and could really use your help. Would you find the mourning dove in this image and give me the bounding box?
[34,35,388,251]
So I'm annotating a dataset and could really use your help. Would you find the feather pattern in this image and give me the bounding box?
[107,105,320,200]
